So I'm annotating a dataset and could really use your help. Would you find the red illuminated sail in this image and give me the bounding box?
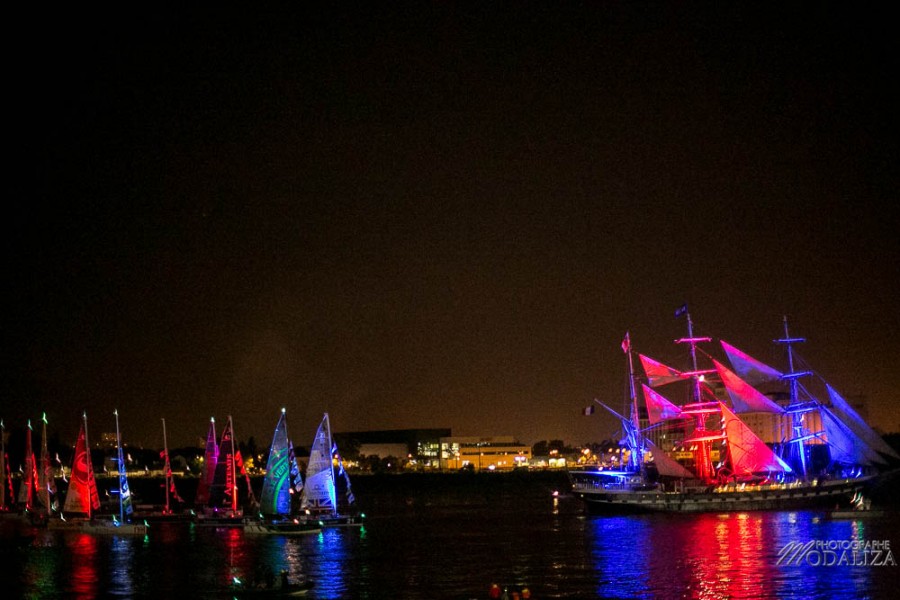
[639,354,685,387]
[714,359,784,414]
[63,417,100,516]
[209,416,237,511]
[720,402,792,474]
[641,384,683,424]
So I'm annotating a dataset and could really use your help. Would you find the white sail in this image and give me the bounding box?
[300,413,337,515]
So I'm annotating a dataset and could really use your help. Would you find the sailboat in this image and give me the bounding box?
[196,415,255,526]
[30,413,59,526]
[136,418,190,522]
[300,413,362,527]
[0,419,11,514]
[244,409,320,535]
[17,419,39,522]
[85,410,147,534]
[569,309,899,513]
[195,416,218,509]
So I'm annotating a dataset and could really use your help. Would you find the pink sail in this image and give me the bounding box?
[639,354,685,388]
[713,358,784,414]
[195,417,218,506]
[641,384,683,424]
[720,340,783,386]
[720,402,792,474]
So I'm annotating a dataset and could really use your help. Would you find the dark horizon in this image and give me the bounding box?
[5,4,898,450]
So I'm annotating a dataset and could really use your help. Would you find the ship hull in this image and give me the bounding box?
[571,472,874,514]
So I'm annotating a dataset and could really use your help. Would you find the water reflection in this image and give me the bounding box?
[308,528,354,598]
[107,535,135,596]
[67,533,100,598]
[587,511,883,600]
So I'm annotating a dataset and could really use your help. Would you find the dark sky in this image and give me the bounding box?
[4,4,898,450]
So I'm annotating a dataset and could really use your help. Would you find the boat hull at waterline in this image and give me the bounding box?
[570,473,873,514]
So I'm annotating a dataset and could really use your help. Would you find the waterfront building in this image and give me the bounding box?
[438,436,531,471]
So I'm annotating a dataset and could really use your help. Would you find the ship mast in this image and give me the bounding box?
[624,333,643,470]
[675,307,715,482]
[775,316,812,479]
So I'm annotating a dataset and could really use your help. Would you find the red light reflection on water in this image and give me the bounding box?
[682,513,775,599]
[67,533,100,597]
[219,526,249,587]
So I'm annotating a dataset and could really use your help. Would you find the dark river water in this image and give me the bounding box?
[2,472,898,599]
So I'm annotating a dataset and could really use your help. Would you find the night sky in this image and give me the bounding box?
[4,4,898,450]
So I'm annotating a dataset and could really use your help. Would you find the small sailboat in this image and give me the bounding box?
[137,418,190,522]
[194,416,218,507]
[84,410,147,534]
[17,419,39,522]
[196,415,255,526]
[0,419,11,514]
[244,408,320,535]
[300,413,363,527]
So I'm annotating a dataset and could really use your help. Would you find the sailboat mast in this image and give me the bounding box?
[162,418,170,514]
[229,415,237,512]
[42,413,51,519]
[82,411,92,519]
[115,409,124,523]
[1,419,6,511]
[324,412,337,517]
[24,419,34,510]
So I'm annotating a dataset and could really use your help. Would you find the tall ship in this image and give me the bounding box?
[569,308,899,513]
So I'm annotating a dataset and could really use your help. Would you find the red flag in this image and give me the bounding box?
[235,450,248,476]
[621,332,631,354]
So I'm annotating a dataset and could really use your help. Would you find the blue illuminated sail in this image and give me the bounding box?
[260,410,293,516]
[827,385,899,460]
